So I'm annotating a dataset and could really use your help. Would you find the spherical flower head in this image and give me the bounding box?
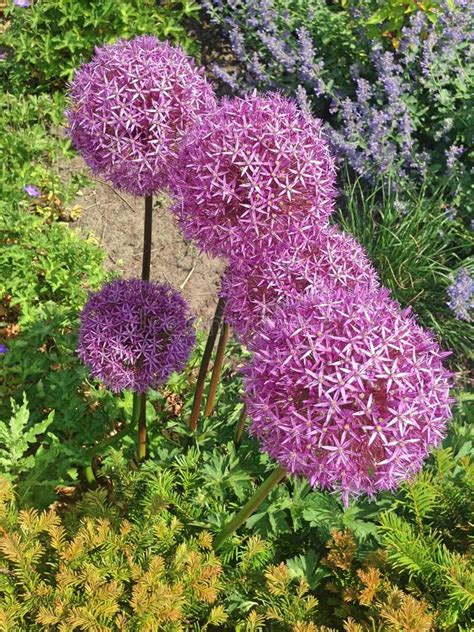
[0,343,8,354]
[222,225,380,343]
[171,91,337,259]
[67,36,217,197]
[13,0,31,6]
[78,279,195,393]
[244,288,453,503]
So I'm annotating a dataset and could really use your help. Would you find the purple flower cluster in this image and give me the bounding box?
[78,279,195,393]
[447,268,474,322]
[171,91,337,260]
[67,36,216,196]
[244,288,453,502]
[221,225,379,342]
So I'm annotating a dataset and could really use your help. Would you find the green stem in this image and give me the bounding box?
[139,194,153,458]
[204,322,230,417]
[137,392,147,462]
[233,404,247,447]
[189,297,226,432]
[214,466,287,550]
[84,391,141,485]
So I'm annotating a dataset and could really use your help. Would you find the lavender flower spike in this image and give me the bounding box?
[67,36,217,197]
[447,268,474,321]
[171,91,337,260]
[244,287,453,504]
[78,279,195,393]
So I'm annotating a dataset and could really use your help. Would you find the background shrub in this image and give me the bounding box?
[0,0,201,93]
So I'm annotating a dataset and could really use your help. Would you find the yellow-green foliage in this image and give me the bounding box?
[0,481,224,631]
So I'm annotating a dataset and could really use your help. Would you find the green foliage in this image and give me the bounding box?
[336,176,474,359]
[1,0,201,93]
[0,393,54,481]
[349,0,443,43]
[378,446,474,628]
[0,91,82,202]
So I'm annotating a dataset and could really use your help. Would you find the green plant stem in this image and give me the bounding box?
[204,322,230,417]
[189,297,226,432]
[214,465,287,549]
[233,404,247,447]
[138,193,153,460]
[137,393,147,462]
[85,391,141,485]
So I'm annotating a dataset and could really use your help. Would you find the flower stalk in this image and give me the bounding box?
[189,296,226,432]
[84,390,142,486]
[233,404,247,447]
[204,322,230,417]
[214,465,287,549]
[138,193,153,462]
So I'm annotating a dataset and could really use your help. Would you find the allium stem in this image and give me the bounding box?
[204,322,230,417]
[189,296,226,431]
[142,194,153,281]
[233,404,247,447]
[214,465,287,549]
[137,393,147,462]
[84,391,142,485]
[138,194,153,460]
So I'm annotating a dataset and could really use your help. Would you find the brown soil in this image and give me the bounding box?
[63,156,225,328]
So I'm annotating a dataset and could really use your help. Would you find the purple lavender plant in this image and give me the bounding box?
[222,225,379,343]
[244,287,453,503]
[78,279,195,393]
[171,91,337,260]
[204,0,473,216]
[447,268,474,321]
[67,36,216,196]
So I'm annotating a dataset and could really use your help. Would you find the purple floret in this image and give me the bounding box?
[171,91,337,260]
[244,287,453,504]
[78,279,195,393]
[0,344,8,354]
[24,185,41,197]
[67,36,217,197]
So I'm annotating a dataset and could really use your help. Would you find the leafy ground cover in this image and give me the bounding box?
[0,1,473,630]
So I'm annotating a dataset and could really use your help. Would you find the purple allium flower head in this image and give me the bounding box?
[222,225,379,343]
[24,184,41,197]
[447,267,474,321]
[171,91,337,260]
[0,344,8,354]
[67,36,217,197]
[13,0,31,6]
[244,288,453,503]
[78,279,195,393]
